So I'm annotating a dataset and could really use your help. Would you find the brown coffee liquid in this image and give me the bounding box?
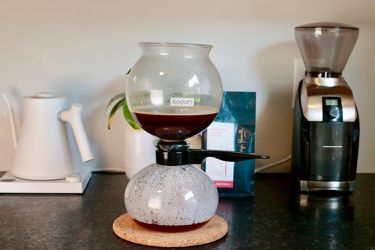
[133,106,218,141]
[135,220,208,232]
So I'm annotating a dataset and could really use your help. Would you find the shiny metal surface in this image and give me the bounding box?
[299,179,355,192]
[300,77,357,122]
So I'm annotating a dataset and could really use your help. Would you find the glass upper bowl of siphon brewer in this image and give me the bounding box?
[126,42,223,141]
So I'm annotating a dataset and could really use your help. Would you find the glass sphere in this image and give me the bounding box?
[124,164,219,226]
[126,42,223,141]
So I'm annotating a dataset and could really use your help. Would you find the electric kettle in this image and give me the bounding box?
[11,93,93,180]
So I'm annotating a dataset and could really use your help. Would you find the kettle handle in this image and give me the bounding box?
[59,103,94,162]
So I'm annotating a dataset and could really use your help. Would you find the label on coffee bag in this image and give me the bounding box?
[170,97,194,107]
[204,122,235,188]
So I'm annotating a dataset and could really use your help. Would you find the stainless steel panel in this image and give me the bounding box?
[299,179,355,192]
[300,77,357,122]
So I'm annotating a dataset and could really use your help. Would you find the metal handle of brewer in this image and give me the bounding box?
[188,149,269,164]
[155,140,269,165]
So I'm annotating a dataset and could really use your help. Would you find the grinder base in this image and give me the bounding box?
[297,178,355,192]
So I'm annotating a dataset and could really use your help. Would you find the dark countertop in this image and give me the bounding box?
[1,173,375,250]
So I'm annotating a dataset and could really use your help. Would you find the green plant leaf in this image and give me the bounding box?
[106,93,125,111]
[106,68,141,129]
[106,92,141,130]
[107,98,124,129]
[122,96,141,129]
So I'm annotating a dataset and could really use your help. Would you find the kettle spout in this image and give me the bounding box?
[59,104,94,162]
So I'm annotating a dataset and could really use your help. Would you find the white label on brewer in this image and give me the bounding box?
[205,122,235,188]
[170,97,195,107]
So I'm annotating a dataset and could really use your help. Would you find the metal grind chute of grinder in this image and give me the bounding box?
[123,42,269,228]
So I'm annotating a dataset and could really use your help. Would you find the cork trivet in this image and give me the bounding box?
[113,213,228,248]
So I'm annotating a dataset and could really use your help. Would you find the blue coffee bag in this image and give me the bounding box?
[202,91,256,197]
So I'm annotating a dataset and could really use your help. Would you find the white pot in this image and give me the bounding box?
[123,122,156,179]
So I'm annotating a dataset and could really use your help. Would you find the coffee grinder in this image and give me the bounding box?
[292,22,360,192]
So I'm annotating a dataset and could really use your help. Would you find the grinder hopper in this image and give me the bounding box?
[295,22,359,76]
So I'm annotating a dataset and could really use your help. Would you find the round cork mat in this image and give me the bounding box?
[113,213,228,248]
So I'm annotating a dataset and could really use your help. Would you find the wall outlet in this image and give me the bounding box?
[291,58,305,109]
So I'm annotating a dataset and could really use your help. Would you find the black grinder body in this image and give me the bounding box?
[291,78,360,192]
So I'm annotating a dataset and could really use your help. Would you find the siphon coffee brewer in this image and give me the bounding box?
[122,42,269,230]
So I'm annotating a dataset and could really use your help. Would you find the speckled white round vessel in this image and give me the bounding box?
[124,164,219,226]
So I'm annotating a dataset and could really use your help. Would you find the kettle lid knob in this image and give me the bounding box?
[33,92,55,99]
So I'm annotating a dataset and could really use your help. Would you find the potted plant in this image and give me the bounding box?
[107,71,156,179]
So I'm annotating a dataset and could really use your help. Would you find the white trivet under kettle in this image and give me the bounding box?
[0,92,93,193]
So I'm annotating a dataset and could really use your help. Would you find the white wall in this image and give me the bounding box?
[0,0,374,172]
